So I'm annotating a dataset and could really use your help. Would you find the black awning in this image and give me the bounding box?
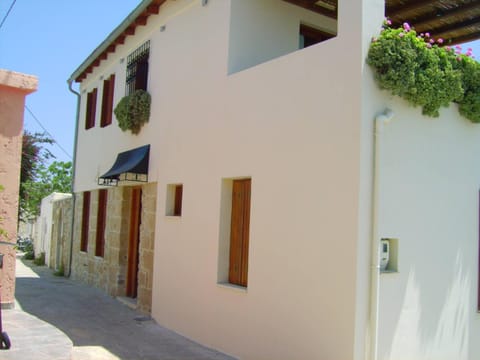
[98,144,150,186]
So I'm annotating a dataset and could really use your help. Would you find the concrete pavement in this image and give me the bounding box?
[1,255,235,360]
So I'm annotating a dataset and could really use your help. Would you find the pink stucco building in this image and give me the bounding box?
[0,69,38,307]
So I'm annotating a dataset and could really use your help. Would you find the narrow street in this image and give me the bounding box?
[5,255,234,360]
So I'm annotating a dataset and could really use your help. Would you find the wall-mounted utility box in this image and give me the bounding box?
[380,238,398,273]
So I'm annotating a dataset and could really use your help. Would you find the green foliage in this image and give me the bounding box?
[20,161,73,219]
[54,263,65,277]
[114,90,151,134]
[23,242,34,260]
[33,252,45,266]
[367,23,480,122]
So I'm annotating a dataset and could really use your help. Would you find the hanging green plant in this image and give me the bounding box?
[367,21,480,123]
[114,89,151,134]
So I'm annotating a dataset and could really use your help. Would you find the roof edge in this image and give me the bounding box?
[68,0,155,84]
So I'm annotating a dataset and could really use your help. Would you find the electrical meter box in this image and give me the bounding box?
[380,239,390,271]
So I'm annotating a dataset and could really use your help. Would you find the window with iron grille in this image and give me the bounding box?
[126,41,150,95]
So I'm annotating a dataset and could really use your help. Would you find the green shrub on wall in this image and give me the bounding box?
[367,21,480,122]
[114,89,151,134]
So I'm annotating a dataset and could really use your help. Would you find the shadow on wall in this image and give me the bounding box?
[380,251,471,360]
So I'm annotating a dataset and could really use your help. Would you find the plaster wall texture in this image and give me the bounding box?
[0,69,37,306]
[370,94,480,360]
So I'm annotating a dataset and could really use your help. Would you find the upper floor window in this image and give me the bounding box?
[85,88,97,130]
[299,24,335,49]
[126,41,150,95]
[101,74,115,127]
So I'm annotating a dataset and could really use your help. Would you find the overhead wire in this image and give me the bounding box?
[0,0,17,30]
[24,105,73,160]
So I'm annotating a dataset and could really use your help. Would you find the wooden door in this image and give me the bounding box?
[228,179,251,287]
[126,187,142,298]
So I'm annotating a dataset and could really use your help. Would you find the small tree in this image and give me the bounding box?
[20,161,73,219]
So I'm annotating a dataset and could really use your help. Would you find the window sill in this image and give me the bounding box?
[380,270,398,274]
[217,282,248,293]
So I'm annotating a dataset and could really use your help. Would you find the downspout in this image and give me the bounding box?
[66,79,80,278]
[368,109,394,360]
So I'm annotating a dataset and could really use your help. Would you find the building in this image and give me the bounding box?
[35,192,72,269]
[68,1,480,359]
[0,69,38,307]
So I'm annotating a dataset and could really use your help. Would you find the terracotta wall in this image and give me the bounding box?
[0,69,38,307]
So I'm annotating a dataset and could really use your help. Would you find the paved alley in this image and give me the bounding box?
[4,256,235,360]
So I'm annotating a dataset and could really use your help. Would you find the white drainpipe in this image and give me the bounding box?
[368,108,394,360]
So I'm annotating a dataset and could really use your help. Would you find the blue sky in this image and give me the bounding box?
[0,0,142,163]
[1,1,479,164]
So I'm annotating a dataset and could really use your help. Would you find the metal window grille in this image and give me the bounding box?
[126,41,150,95]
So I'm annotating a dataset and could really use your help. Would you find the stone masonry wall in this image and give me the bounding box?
[49,197,73,272]
[71,184,156,313]
[137,183,157,313]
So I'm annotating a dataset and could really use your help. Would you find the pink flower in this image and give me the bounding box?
[445,46,451,51]
[425,32,430,37]
[455,45,462,50]
[403,22,411,32]
[420,33,425,37]
[399,32,405,38]
[386,19,392,25]
[429,39,435,44]
[437,38,444,44]
[426,43,432,48]
[456,56,462,61]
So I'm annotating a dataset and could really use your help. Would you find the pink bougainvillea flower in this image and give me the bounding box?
[420,33,425,37]
[399,32,405,38]
[455,45,462,50]
[426,43,432,48]
[429,39,435,44]
[437,38,444,44]
[456,56,462,61]
[386,19,392,25]
[425,32,430,38]
[403,22,411,31]
[445,46,451,51]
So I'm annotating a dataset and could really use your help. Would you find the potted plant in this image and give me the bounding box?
[114,89,151,134]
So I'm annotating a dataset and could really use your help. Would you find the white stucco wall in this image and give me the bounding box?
[371,93,480,360]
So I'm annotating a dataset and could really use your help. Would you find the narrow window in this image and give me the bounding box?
[100,74,115,127]
[95,189,108,257]
[85,88,97,129]
[174,185,183,216]
[166,184,183,216]
[299,24,335,49]
[228,179,251,287]
[80,191,90,252]
[126,41,150,95]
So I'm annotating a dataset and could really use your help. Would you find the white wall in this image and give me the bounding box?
[228,0,336,74]
[373,95,480,359]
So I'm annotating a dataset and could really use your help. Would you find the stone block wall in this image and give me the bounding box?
[71,183,157,313]
[49,197,73,272]
[137,183,157,313]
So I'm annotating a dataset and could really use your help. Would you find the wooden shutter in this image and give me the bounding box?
[95,189,108,257]
[85,88,97,129]
[174,185,183,216]
[229,179,251,287]
[80,191,90,252]
[101,74,115,127]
